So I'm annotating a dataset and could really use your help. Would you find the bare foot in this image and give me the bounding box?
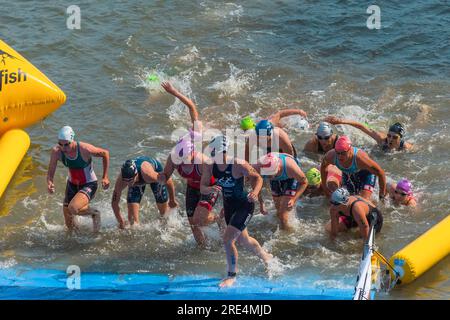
[219,277,236,288]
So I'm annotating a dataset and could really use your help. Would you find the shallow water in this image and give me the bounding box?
[0,1,449,299]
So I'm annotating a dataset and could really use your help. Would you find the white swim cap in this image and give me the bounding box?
[58,126,75,142]
[331,188,350,205]
[316,122,333,137]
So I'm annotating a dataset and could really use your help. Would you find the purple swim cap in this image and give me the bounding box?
[396,179,413,195]
[174,134,194,160]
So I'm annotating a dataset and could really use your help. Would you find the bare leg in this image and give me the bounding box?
[188,216,207,248]
[237,229,273,265]
[219,225,241,288]
[276,196,294,233]
[193,206,216,226]
[67,192,99,233]
[127,203,140,226]
[63,205,78,234]
[67,192,91,216]
[156,202,169,217]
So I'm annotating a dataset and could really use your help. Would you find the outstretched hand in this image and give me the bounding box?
[161,81,178,95]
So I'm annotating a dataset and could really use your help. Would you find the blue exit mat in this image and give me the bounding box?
[0,267,353,300]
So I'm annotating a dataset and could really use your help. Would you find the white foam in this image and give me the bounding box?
[201,2,243,21]
[208,64,252,98]
[178,46,200,63]
[266,256,287,279]
[0,258,17,269]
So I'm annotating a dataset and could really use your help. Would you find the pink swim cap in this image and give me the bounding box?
[396,178,413,195]
[335,136,352,152]
[259,153,281,176]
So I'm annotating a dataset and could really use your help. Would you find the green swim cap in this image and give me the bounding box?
[147,74,159,82]
[306,168,321,186]
[240,116,256,131]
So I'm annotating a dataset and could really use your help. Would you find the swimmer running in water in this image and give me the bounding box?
[324,116,413,152]
[47,126,110,234]
[201,135,273,287]
[326,188,384,242]
[253,152,308,232]
[158,82,223,247]
[111,156,178,229]
[388,178,417,207]
[321,136,387,201]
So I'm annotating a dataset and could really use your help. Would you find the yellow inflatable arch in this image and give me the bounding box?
[0,39,66,199]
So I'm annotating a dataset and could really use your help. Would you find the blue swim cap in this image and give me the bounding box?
[255,120,274,136]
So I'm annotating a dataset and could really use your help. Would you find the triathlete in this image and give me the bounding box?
[326,188,384,241]
[200,135,273,288]
[320,136,387,201]
[47,126,110,234]
[111,156,178,229]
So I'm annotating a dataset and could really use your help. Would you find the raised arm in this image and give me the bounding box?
[324,116,385,145]
[47,147,60,194]
[82,142,110,190]
[161,82,201,129]
[269,108,307,127]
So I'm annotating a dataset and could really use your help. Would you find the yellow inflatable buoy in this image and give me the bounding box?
[0,129,30,199]
[0,39,66,199]
[389,215,450,285]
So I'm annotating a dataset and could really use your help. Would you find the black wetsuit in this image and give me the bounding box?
[127,156,168,204]
[338,197,383,233]
[212,163,254,231]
